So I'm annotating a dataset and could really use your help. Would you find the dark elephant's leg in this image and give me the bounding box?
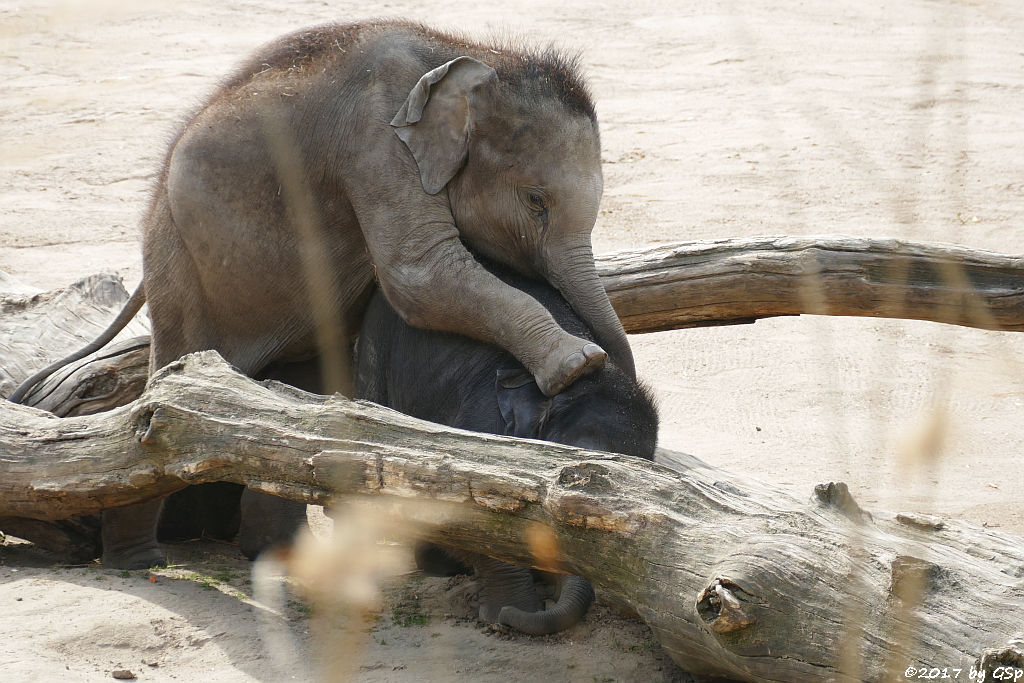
[414,541,472,576]
[101,499,166,569]
[237,488,308,560]
[234,358,326,560]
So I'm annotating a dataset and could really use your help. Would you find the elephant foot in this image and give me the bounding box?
[101,543,166,570]
[536,340,606,397]
[101,499,165,569]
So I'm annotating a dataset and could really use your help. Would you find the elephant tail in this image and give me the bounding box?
[8,283,146,403]
[497,574,595,636]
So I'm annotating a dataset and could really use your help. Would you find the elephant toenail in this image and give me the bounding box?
[565,352,584,369]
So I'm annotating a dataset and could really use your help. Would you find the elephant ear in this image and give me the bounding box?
[496,369,552,439]
[391,56,497,195]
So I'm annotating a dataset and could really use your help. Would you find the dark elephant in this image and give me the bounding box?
[354,259,659,635]
[11,20,636,568]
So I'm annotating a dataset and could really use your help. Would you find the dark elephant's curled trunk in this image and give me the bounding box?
[545,242,636,379]
[441,547,595,634]
[498,574,596,636]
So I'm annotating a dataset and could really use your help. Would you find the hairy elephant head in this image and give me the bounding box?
[391,55,635,378]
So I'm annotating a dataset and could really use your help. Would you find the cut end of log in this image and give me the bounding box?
[696,578,757,635]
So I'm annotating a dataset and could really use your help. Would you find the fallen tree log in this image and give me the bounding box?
[0,273,150,558]
[5,234,1023,409]
[2,238,1023,680]
[3,234,1024,398]
[1,351,1022,682]
[0,272,148,383]
[598,235,1024,333]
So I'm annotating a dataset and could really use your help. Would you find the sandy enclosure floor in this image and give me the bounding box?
[2,0,1023,681]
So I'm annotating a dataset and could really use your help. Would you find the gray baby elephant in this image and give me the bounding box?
[355,259,659,635]
[12,20,633,569]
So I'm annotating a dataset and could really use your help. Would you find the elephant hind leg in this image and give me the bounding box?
[232,359,327,560]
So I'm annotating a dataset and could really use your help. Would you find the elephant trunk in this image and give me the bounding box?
[474,555,543,623]
[442,548,594,634]
[544,241,636,379]
[497,574,596,636]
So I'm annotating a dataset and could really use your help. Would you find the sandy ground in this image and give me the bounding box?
[2,0,1024,680]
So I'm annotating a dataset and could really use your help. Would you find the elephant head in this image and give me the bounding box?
[391,55,635,380]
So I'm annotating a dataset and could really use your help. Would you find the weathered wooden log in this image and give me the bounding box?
[5,234,1024,412]
[598,235,1024,333]
[0,271,150,402]
[1,273,151,558]
[1,351,1022,682]
[4,234,1024,402]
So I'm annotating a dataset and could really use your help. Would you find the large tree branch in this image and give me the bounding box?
[1,351,1021,682]
[598,235,1024,333]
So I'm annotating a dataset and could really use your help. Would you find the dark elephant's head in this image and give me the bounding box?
[391,54,634,377]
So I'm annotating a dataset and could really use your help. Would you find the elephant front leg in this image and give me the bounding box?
[101,499,166,569]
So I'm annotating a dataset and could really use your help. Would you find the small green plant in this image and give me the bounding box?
[214,569,236,583]
[118,570,131,579]
[391,583,430,627]
[288,599,312,616]
[183,572,222,590]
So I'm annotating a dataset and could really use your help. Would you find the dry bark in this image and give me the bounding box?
[1,351,1021,682]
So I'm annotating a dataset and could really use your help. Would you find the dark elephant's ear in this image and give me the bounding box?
[496,369,551,438]
[391,56,497,195]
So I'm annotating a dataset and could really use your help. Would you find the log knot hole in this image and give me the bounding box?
[557,463,613,491]
[134,405,169,446]
[696,578,757,635]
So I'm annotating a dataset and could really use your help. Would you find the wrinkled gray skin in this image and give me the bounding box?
[354,260,659,635]
[96,20,635,569]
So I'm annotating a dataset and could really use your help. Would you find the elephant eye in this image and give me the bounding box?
[526,191,547,212]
